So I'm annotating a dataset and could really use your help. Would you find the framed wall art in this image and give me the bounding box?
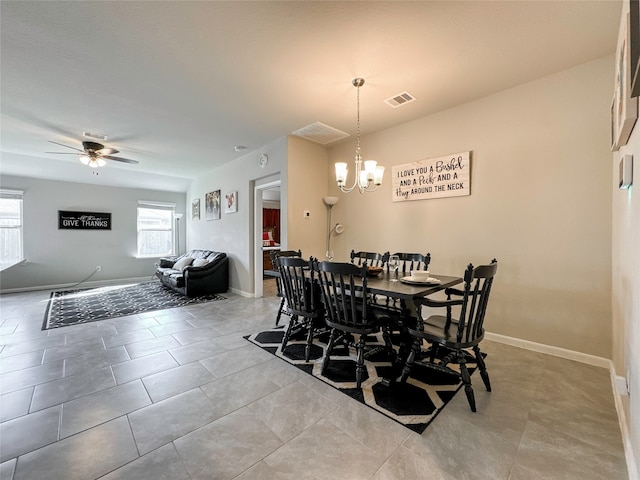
[630,0,640,97]
[59,210,111,230]
[612,11,638,151]
[225,191,237,214]
[192,198,200,220]
[205,190,221,220]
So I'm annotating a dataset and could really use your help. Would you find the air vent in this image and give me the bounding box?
[291,122,349,145]
[384,91,416,108]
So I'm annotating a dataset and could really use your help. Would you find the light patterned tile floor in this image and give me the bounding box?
[0,281,629,480]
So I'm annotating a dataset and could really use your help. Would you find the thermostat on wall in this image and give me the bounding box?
[620,154,633,189]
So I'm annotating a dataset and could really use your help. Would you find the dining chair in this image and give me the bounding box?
[350,250,389,268]
[378,252,432,313]
[270,249,302,326]
[400,259,498,412]
[391,252,431,276]
[277,256,322,361]
[312,259,395,388]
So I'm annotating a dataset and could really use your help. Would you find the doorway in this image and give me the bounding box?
[253,180,281,298]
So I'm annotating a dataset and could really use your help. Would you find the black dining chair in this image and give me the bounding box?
[270,249,302,326]
[390,252,431,277]
[277,256,322,361]
[350,250,389,268]
[312,259,395,388]
[399,259,498,412]
[378,252,432,312]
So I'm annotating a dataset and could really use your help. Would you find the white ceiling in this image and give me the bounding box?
[0,1,621,192]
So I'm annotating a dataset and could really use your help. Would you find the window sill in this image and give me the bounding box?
[0,258,26,272]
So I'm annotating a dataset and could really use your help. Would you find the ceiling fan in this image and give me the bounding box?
[47,140,139,168]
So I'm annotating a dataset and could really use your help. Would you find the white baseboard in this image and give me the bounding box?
[484,331,610,368]
[486,331,638,480]
[229,287,252,298]
[0,276,155,294]
[610,370,639,480]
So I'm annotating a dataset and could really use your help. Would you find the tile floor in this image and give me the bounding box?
[0,280,629,480]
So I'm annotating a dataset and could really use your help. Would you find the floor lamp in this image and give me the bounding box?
[175,213,183,255]
[323,197,339,260]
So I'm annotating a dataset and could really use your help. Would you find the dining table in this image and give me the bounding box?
[362,271,462,300]
[354,270,464,385]
[270,263,463,383]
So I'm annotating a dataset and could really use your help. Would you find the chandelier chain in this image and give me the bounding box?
[356,83,361,159]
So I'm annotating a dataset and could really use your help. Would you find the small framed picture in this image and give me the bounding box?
[192,199,200,220]
[225,191,237,214]
[205,190,221,221]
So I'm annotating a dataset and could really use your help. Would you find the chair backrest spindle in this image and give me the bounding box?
[454,260,498,344]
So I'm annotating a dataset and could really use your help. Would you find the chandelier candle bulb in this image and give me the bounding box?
[335,163,348,185]
[364,160,377,180]
[374,166,385,185]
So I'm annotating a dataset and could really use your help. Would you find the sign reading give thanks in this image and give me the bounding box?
[392,151,471,202]
[58,211,111,230]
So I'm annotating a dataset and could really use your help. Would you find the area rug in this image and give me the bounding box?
[43,281,225,330]
[246,325,481,434]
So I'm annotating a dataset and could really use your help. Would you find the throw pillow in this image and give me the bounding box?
[192,258,209,268]
[173,257,194,271]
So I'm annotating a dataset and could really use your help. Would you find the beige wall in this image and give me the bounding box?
[328,56,614,359]
[612,3,640,471]
[286,136,330,260]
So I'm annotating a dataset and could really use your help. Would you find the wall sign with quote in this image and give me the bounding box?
[392,151,471,202]
[58,210,111,230]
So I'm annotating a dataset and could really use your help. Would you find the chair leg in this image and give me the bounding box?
[458,350,476,412]
[275,298,285,326]
[381,324,396,360]
[399,337,421,383]
[429,343,439,363]
[355,335,366,388]
[473,345,491,392]
[322,328,337,374]
[305,320,314,362]
[281,315,297,352]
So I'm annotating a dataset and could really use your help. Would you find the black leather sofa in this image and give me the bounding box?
[155,249,229,297]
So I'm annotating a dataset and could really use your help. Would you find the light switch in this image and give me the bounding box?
[620,154,633,189]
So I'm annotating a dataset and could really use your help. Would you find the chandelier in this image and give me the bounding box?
[335,78,385,193]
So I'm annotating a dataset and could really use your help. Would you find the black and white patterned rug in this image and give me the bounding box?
[246,325,481,434]
[43,281,225,330]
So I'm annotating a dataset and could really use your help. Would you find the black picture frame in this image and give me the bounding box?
[58,210,111,230]
[630,0,640,97]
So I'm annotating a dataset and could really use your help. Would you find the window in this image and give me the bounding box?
[0,189,24,269]
[137,201,175,257]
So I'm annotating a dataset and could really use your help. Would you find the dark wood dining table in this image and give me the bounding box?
[363,271,463,300]
[358,271,463,384]
[269,264,463,383]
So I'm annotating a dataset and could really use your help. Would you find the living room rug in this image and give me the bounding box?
[246,325,481,434]
[43,281,225,330]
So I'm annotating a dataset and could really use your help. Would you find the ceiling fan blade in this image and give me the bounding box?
[102,155,139,164]
[45,151,78,154]
[48,140,84,152]
[96,148,119,155]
